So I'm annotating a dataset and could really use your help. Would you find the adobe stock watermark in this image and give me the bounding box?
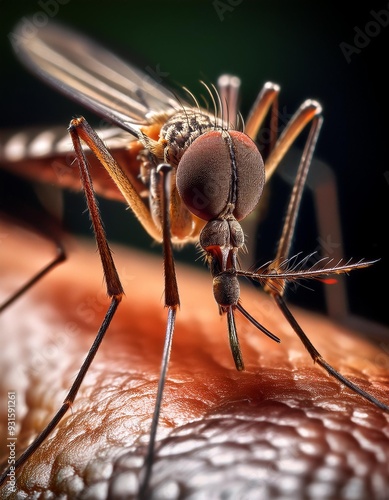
[213,0,244,22]
[340,6,389,63]
[8,0,71,54]
[5,392,17,492]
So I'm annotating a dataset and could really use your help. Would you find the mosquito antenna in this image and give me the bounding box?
[237,257,377,285]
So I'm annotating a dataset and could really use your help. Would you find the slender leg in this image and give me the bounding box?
[69,117,162,243]
[264,100,322,185]
[0,214,66,313]
[0,118,127,486]
[275,294,389,412]
[0,298,121,487]
[0,117,183,493]
[266,114,323,272]
[240,87,321,267]
[244,82,322,183]
[244,82,280,151]
[138,164,179,498]
[233,84,389,411]
[254,107,389,412]
[217,74,242,129]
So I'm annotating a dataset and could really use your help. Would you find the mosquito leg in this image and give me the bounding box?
[0,233,65,312]
[69,119,178,496]
[69,117,162,243]
[240,89,321,268]
[274,294,389,412]
[257,102,389,412]
[0,200,68,312]
[272,114,323,266]
[260,103,323,289]
[0,120,129,486]
[217,74,242,129]
[244,82,280,150]
[138,164,179,499]
[264,100,322,181]
[157,164,180,309]
[244,96,322,268]
[68,121,125,297]
[137,307,177,499]
[0,297,120,487]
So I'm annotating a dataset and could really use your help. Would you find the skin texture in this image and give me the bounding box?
[1,216,389,499]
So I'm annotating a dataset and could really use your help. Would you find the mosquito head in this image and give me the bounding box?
[176,129,265,222]
[176,128,265,346]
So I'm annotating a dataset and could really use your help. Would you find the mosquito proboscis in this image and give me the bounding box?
[0,19,388,497]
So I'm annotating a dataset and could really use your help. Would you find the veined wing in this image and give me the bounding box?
[11,20,185,136]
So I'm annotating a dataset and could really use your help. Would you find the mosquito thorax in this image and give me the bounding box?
[176,129,265,222]
[160,109,218,166]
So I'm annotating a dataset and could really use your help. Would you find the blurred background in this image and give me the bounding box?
[1,1,388,334]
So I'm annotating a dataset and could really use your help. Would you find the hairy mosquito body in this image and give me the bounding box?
[138,108,225,243]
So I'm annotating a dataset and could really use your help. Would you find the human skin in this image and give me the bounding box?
[0,217,389,499]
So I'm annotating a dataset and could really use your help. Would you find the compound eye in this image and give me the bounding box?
[176,130,265,221]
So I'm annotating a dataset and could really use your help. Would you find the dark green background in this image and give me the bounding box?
[1,1,388,331]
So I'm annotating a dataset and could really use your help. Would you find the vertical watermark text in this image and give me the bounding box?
[5,392,17,492]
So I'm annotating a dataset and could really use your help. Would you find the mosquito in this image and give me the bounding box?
[0,19,388,497]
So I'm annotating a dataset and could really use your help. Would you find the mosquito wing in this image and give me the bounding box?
[0,123,147,203]
[10,20,185,136]
[4,20,189,200]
